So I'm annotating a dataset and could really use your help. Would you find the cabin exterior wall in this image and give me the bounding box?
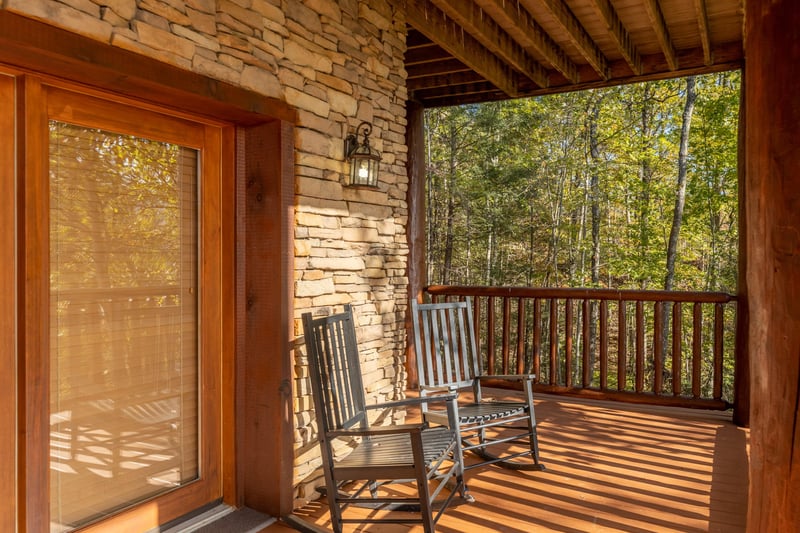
[2,0,410,518]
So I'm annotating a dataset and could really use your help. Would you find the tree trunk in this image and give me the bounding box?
[638,84,654,290]
[665,76,697,291]
[442,126,456,284]
[589,98,602,287]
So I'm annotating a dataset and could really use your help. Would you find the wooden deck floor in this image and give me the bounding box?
[268,393,749,532]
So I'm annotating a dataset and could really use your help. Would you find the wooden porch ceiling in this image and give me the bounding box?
[404,0,744,107]
[273,393,749,532]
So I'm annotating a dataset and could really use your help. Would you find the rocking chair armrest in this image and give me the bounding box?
[365,394,458,411]
[327,423,428,438]
[476,373,536,382]
[419,384,459,395]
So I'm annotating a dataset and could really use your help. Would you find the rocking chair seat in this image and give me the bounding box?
[424,401,529,425]
[337,426,457,472]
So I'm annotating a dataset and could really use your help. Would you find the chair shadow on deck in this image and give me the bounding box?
[285,392,749,533]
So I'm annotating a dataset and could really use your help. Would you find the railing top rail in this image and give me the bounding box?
[426,285,737,304]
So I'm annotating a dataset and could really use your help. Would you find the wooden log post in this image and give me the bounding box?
[405,100,426,388]
[744,0,800,529]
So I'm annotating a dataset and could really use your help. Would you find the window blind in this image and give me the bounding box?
[49,121,199,530]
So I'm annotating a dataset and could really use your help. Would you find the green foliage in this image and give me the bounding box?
[425,72,740,293]
[50,121,197,289]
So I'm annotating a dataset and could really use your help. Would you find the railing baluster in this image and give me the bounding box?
[672,302,682,396]
[473,296,481,369]
[692,303,702,398]
[516,297,525,374]
[654,302,664,394]
[618,301,627,392]
[565,298,573,388]
[533,298,541,383]
[600,300,608,390]
[636,301,644,393]
[582,298,590,388]
[714,303,724,400]
[502,297,511,374]
[549,299,558,386]
[487,296,495,374]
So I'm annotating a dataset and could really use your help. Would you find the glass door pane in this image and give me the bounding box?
[49,121,199,530]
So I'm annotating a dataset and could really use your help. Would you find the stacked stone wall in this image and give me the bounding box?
[4,0,410,508]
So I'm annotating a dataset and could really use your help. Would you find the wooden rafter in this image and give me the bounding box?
[537,0,610,80]
[588,0,643,75]
[431,0,548,88]
[412,81,503,101]
[405,44,454,65]
[406,58,472,79]
[406,0,520,97]
[693,0,713,66]
[642,0,679,70]
[407,70,486,91]
[479,0,578,83]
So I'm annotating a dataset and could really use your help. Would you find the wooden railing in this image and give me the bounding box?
[425,285,738,410]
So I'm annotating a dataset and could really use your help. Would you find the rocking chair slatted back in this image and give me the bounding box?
[304,304,367,433]
[412,300,481,391]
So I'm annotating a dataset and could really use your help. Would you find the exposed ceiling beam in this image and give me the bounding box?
[693,0,713,66]
[588,0,643,75]
[431,0,548,88]
[405,0,520,97]
[406,58,472,78]
[642,0,679,70]
[405,44,453,65]
[407,70,486,91]
[412,81,503,102]
[536,0,610,80]
[479,0,578,83]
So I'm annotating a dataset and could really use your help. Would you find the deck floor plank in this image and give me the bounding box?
[266,393,749,532]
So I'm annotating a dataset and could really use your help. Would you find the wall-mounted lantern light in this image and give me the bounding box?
[344,121,381,188]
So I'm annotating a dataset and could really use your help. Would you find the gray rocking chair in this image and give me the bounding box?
[302,305,467,533]
[411,298,545,477]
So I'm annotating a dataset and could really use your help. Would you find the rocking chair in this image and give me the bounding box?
[411,298,545,474]
[302,305,467,533]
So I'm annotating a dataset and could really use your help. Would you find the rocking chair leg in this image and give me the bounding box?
[415,473,435,533]
[528,420,546,471]
[460,478,475,503]
[327,492,344,533]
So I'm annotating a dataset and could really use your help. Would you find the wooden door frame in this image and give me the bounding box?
[0,70,18,533]
[0,10,296,530]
